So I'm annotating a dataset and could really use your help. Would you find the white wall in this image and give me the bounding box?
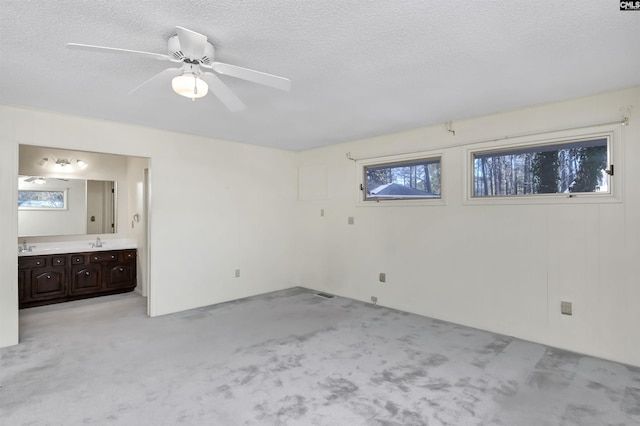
[296,86,640,367]
[0,115,19,347]
[0,106,299,347]
[126,156,150,296]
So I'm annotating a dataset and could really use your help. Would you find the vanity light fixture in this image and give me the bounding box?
[54,159,74,172]
[172,70,208,100]
[41,157,88,172]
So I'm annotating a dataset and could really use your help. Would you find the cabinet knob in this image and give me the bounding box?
[111,255,116,259]
[119,267,124,272]
[93,257,98,261]
[36,261,41,265]
[47,275,51,279]
[85,271,90,276]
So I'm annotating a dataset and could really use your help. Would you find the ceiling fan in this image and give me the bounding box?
[21,176,68,185]
[67,26,291,112]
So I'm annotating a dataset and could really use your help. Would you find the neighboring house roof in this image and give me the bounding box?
[369,183,435,197]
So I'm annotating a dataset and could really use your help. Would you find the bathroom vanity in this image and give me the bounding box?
[18,241,137,309]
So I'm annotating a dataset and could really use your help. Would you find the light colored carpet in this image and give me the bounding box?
[1,287,639,425]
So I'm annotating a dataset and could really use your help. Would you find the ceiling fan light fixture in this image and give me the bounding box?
[172,74,208,100]
[33,177,46,185]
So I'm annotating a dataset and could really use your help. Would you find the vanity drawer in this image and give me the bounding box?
[89,251,120,263]
[52,256,66,266]
[70,254,85,265]
[123,250,136,261]
[19,257,47,269]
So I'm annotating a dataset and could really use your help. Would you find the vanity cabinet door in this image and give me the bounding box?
[29,267,66,301]
[19,256,55,304]
[70,264,102,295]
[104,263,135,289]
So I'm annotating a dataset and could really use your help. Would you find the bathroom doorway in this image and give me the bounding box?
[18,144,151,316]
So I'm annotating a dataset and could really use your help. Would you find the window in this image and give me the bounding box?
[18,190,67,210]
[362,156,441,202]
[472,137,611,197]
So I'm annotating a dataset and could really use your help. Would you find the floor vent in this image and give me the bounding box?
[314,292,335,299]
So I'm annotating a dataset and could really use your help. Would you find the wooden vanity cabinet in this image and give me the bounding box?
[18,249,136,309]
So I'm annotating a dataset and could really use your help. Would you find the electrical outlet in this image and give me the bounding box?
[348,216,355,225]
[371,296,378,304]
[235,269,240,278]
[379,272,386,283]
[561,301,572,315]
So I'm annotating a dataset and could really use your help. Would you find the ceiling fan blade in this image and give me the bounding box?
[175,26,207,59]
[202,72,246,112]
[128,67,182,95]
[211,62,291,92]
[24,177,37,182]
[66,43,174,62]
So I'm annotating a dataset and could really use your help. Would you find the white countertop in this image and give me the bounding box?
[18,239,137,256]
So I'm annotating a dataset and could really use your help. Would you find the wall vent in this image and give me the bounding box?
[314,292,335,299]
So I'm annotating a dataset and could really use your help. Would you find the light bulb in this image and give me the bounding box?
[172,74,208,100]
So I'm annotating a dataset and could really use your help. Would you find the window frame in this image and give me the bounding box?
[464,124,622,205]
[356,151,445,207]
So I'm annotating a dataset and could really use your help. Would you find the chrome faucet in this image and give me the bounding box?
[89,237,103,249]
[19,240,34,253]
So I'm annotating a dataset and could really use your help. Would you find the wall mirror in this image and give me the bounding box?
[18,176,117,237]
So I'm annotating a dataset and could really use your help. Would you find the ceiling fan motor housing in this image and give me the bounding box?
[168,35,214,65]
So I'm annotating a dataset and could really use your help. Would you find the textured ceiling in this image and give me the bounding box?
[1,1,639,151]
